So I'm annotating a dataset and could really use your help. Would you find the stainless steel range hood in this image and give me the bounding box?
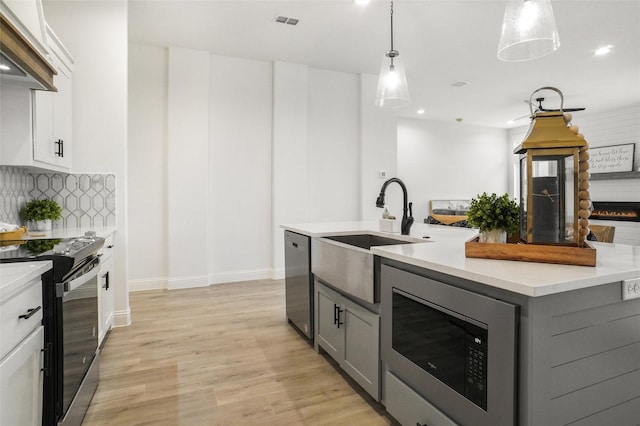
[0,13,56,90]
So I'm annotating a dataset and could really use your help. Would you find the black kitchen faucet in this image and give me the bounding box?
[376,177,414,235]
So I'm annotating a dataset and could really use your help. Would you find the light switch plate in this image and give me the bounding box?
[622,278,640,301]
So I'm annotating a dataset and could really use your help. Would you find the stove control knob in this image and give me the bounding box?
[53,244,68,254]
[84,231,97,239]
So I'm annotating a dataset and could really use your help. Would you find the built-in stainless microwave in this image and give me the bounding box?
[392,288,488,410]
[381,263,519,426]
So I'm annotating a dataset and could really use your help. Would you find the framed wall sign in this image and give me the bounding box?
[589,143,635,173]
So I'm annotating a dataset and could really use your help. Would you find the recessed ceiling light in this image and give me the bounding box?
[595,45,613,56]
[507,120,515,125]
[0,64,10,71]
[354,0,370,4]
[417,109,425,114]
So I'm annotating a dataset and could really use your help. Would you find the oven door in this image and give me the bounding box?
[56,256,100,423]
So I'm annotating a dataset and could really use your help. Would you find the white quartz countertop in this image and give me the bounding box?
[23,226,116,240]
[281,221,640,297]
[0,261,52,302]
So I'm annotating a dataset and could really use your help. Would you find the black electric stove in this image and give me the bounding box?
[1,232,105,426]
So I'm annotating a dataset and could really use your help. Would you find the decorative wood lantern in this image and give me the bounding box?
[514,87,588,246]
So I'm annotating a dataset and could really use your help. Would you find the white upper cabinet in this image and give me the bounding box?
[32,25,73,170]
[0,17,74,172]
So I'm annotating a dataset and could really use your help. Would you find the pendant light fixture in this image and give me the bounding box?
[497,0,560,62]
[375,1,410,108]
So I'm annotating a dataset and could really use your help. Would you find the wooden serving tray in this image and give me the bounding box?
[0,226,27,241]
[465,236,596,267]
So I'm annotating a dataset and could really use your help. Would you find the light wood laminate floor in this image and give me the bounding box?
[82,279,398,426]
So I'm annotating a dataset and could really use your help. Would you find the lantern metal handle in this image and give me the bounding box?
[529,86,564,116]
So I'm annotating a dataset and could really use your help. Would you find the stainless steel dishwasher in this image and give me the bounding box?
[284,231,313,339]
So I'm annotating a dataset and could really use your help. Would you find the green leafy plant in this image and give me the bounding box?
[467,192,519,235]
[20,199,62,222]
[24,239,61,255]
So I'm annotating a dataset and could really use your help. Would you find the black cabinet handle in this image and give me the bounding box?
[41,342,51,376]
[18,306,41,320]
[336,307,344,328]
[103,271,110,290]
[292,242,298,248]
[333,304,338,325]
[54,139,64,157]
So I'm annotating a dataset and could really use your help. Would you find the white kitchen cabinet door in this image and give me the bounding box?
[0,326,44,426]
[32,55,72,170]
[98,255,114,346]
[98,233,115,346]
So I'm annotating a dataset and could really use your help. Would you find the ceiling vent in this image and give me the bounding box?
[450,81,470,88]
[275,16,299,25]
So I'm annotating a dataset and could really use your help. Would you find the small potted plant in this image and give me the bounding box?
[467,192,519,243]
[20,199,62,231]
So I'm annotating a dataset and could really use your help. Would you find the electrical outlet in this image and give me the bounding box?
[379,170,387,179]
[622,278,640,301]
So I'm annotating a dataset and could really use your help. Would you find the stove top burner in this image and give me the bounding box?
[0,231,105,282]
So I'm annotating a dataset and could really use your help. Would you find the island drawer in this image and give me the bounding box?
[385,371,458,426]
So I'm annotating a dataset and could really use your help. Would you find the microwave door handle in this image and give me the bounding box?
[56,267,99,298]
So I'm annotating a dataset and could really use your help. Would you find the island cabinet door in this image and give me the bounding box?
[314,279,381,401]
[315,282,343,362]
[342,299,380,400]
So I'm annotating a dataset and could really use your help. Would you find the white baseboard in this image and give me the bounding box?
[112,308,131,327]
[128,277,168,292]
[128,269,283,293]
[168,275,209,290]
[209,268,272,285]
[271,267,285,280]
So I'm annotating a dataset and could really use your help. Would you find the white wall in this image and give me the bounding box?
[167,47,210,290]
[127,44,167,289]
[271,61,309,277]
[128,51,394,289]
[307,68,359,223]
[398,119,510,221]
[43,0,130,326]
[209,55,273,283]
[360,74,400,220]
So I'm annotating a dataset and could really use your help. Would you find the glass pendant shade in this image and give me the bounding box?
[497,0,560,62]
[375,52,410,108]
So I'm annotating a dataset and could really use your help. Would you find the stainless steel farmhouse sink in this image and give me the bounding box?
[311,233,421,304]
[322,234,417,250]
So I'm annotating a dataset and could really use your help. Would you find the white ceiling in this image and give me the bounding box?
[128,0,640,129]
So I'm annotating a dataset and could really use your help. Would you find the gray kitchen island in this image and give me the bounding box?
[281,221,640,426]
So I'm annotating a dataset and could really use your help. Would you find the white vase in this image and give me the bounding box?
[479,229,506,244]
[29,219,52,231]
